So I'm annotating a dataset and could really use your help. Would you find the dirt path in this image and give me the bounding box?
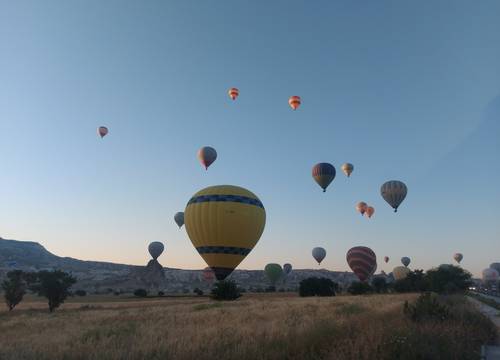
[468,297,500,359]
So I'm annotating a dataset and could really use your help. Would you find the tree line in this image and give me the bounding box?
[1,270,76,312]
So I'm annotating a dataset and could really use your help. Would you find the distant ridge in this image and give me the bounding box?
[0,238,362,294]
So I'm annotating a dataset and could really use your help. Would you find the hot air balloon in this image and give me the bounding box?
[265,263,283,286]
[365,206,375,218]
[341,163,354,177]
[489,263,500,273]
[174,212,184,228]
[98,126,108,138]
[148,241,164,260]
[197,146,217,170]
[312,163,336,192]
[283,263,292,276]
[312,247,326,265]
[384,256,389,263]
[288,96,301,110]
[202,267,215,283]
[228,87,239,100]
[356,202,368,216]
[393,266,410,281]
[401,257,411,267]
[453,253,463,264]
[381,180,407,212]
[482,268,499,284]
[184,185,266,281]
[346,246,377,282]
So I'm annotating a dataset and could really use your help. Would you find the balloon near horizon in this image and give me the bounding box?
[184,185,266,281]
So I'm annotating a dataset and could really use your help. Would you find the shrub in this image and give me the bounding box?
[403,292,449,322]
[75,290,87,297]
[211,280,241,301]
[157,291,164,296]
[28,270,77,312]
[1,270,27,311]
[193,288,203,296]
[426,265,472,294]
[133,289,148,297]
[347,281,372,295]
[299,277,337,297]
[371,277,388,293]
[393,269,428,293]
[265,286,276,292]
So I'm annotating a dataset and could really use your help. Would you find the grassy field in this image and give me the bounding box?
[0,293,496,360]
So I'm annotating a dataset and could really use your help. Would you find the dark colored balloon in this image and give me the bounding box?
[346,246,377,282]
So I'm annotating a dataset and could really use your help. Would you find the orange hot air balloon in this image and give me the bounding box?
[365,206,375,218]
[288,96,301,110]
[356,202,368,215]
[228,88,239,100]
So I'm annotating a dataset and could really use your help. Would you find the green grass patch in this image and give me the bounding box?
[192,303,223,311]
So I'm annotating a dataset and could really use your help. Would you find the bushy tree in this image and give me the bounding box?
[426,265,472,294]
[299,277,337,297]
[1,270,27,311]
[157,291,165,296]
[393,270,427,293]
[133,289,148,297]
[211,280,241,301]
[29,270,77,312]
[371,277,388,293]
[193,288,203,296]
[74,290,87,297]
[347,281,372,295]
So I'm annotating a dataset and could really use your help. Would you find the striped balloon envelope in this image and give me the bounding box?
[312,163,336,192]
[288,96,301,110]
[184,185,266,281]
[228,87,239,100]
[346,246,377,282]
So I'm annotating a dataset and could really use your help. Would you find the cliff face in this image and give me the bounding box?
[0,238,368,293]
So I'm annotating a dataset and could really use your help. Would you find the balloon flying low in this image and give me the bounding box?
[393,266,410,281]
[197,146,217,170]
[283,263,292,275]
[148,241,164,260]
[384,256,389,263]
[312,247,326,264]
[184,185,266,281]
[265,263,283,285]
[346,246,377,282]
[312,163,336,192]
[453,253,463,264]
[228,88,239,100]
[98,126,108,138]
[341,163,354,177]
[288,96,301,110]
[381,180,407,212]
[401,257,411,267]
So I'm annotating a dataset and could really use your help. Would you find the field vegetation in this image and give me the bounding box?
[0,292,496,360]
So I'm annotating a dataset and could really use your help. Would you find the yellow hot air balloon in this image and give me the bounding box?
[393,266,410,281]
[184,185,266,281]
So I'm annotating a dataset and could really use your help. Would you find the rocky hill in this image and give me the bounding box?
[0,238,371,294]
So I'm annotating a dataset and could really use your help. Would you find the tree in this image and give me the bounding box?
[371,277,388,293]
[1,270,27,311]
[29,270,77,312]
[211,280,241,301]
[393,270,427,293]
[347,281,372,295]
[425,265,472,294]
[299,277,337,297]
[133,289,148,297]
[193,288,203,296]
[74,290,87,297]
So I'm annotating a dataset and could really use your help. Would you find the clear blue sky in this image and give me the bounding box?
[1,1,499,277]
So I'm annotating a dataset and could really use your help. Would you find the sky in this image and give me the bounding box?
[0,1,499,277]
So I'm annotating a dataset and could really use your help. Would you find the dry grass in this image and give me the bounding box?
[0,293,495,360]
